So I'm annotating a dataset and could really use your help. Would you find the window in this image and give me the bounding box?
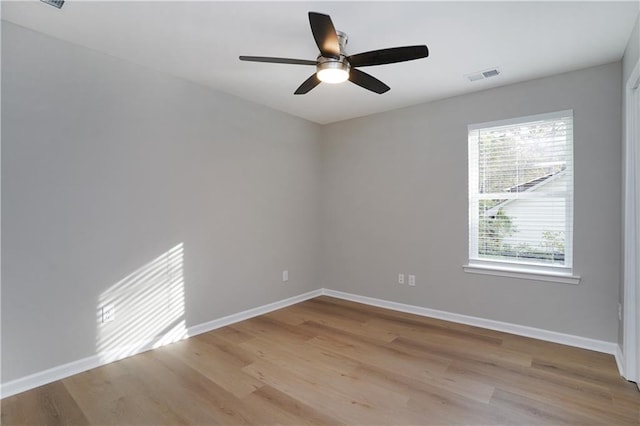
[466,110,579,283]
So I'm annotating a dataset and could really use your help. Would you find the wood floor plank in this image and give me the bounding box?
[531,355,631,388]
[161,337,263,398]
[112,352,227,425]
[229,315,318,343]
[302,297,377,323]
[210,323,255,344]
[446,358,614,403]
[194,331,258,365]
[489,388,601,425]
[240,385,344,425]
[391,333,533,368]
[305,325,452,377]
[301,322,495,404]
[1,381,89,426]
[365,315,504,347]
[611,385,640,421]
[242,358,422,425]
[2,296,638,425]
[239,333,358,378]
[268,303,398,343]
[239,335,415,414]
[352,361,515,424]
[141,349,263,425]
[445,358,640,424]
[62,358,181,425]
[502,333,617,369]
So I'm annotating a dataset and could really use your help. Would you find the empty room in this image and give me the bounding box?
[2,1,640,424]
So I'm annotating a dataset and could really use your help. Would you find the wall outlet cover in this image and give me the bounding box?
[102,305,115,323]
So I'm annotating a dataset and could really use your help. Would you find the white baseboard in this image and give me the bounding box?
[321,289,620,357]
[186,289,323,336]
[0,354,103,400]
[615,344,625,378]
[1,287,622,398]
[0,289,322,399]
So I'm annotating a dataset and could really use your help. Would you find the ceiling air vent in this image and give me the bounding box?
[482,69,500,78]
[41,0,64,9]
[465,67,501,82]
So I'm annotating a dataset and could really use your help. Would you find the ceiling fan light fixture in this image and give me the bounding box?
[317,68,349,84]
[239,12,429,95]
[316,57,350,84]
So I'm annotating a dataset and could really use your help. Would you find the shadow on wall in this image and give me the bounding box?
[96,243,188,363]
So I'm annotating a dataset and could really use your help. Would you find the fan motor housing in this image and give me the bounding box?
[336,31,348,53]
[316,55,351,72]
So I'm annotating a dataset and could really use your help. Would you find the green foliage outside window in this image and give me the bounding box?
[478,207,515,257]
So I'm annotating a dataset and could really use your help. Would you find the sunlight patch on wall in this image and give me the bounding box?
[97,243,187,363]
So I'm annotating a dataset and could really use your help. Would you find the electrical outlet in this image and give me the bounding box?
[283,270,289,282]
[398,273,405,284]
[102,305,115,323]
[618,303,622,321]
[408,275,416,286]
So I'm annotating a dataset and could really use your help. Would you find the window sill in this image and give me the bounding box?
[463,263,581,285]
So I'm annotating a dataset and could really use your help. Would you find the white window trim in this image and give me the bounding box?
[467,109,574,132]
[466,110,577,283]
[463,262,581,285]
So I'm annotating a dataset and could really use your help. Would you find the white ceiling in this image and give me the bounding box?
[2,1,638,124]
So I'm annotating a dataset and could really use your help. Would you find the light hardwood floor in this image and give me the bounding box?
[2,296,639,425]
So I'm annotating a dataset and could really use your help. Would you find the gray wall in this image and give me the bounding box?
[1,22,321,382]
[320,62,622,342]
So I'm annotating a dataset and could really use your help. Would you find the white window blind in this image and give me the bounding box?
[468,110,574,274]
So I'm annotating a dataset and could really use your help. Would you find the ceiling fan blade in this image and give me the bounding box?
[348,68,390,94]
[348,45,429,67]
[308,12,340,58]
[239,56,317,66]
[294,74,321,95]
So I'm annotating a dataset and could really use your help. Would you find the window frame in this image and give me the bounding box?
[464,110,580,284]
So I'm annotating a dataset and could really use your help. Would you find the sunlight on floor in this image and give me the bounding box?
[97,243,188,363]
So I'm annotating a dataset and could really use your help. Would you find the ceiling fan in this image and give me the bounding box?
[239,12,429,95]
